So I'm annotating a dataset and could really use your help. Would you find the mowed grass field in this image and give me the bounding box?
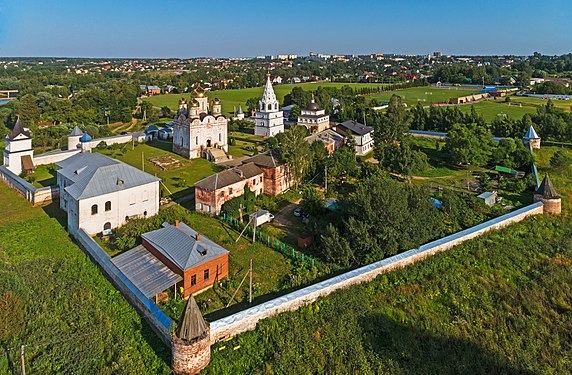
[0,182,171,373]
[508,96,572,112]
[457,100,538,122]
[95,141,221,199]
[367,86,477,105]
[144,82,391,115]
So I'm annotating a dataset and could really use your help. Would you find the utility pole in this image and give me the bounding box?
[238,203,243,223]
[249,259,253,304]
[21,345,26,375]
[324,165,328,192]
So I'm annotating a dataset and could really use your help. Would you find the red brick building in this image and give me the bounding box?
[194,162,264,215]
[242,149,292,196]
[141,221,229,297]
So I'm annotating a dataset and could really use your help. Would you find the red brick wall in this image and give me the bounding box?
[183,253,229,297]
[261,165,292,196]
[142,238,184,277]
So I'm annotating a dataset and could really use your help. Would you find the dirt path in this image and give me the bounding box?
[273,199,301,228]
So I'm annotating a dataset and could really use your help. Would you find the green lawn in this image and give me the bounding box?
[509,96,572,112]
[145,82,393,116]
[457,100,538,122]
[0,182,171,373]
[95,141,221,200]
[31,164,57,188]
[205,147,572,374]
[367,86,477,105]
[228,131,263,158]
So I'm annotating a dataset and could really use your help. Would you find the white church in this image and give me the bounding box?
[254,75,285,137]
[172,86,229,159]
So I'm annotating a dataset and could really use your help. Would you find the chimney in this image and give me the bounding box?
[175,220,180,228]
[196,233,201,241]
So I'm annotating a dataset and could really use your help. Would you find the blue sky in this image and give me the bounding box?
[0,0,570,57]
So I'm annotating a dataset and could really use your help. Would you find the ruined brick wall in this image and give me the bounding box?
[209,202,545,343]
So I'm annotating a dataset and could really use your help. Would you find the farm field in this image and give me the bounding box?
[0,182,171,373]
[95,140,221,200]
[144,82,392,115]
[367,86,477,105]
[205,146,572,374]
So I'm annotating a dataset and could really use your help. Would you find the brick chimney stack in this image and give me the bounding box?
[196,233,201,241]
[175,220,180,228]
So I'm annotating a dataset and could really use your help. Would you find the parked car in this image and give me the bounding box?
[293,207,302,217]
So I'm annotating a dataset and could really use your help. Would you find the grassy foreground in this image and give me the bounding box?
[205,149,572,374]
[0,183,171,373]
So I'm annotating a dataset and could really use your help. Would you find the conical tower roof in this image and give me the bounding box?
[237,105,244,115]
[535,174,559,199]
[69,125,83,137]
[176,296,209,342]
[524,125,540,140]
[7,117,31,140]
[261,74,277,104]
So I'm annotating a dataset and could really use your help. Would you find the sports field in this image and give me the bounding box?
[456,100,537,122]
[144,82,391,115]
[367,86,477,105]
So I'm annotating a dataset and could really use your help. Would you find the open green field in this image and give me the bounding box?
[144,82,392,115]
[30,164,57,188]
[95,141,221,200]
[228,131,263,158]
[0,183,171,373]
[205,146,572,374]
[508,96,572,112]
[367,86,477,105]
[457,100,538,122]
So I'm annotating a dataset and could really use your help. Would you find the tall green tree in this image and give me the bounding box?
[280,126,311,189]
[444,123,494,166]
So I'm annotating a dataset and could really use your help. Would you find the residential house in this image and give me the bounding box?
[335,120,374,156]
[141,221,229,297]
[305,129,345,154]
[243,149,292,196]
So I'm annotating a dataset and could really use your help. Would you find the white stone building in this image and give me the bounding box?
[173,87,228,159]
[2,118,34,175]
[297,98,330,133]
[57,152,160,236]
[336,120,375,156]
[254,75,284,137]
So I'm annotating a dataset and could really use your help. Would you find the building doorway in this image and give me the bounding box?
[206,139,212,147]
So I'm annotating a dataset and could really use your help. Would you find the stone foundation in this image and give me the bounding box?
[172,332,211,375]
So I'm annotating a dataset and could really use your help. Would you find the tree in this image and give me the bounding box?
[320,224,354,266]
[301,187,325,216]
[444,123,494,166]
[161,106,172,118]
[550,149,572,168]
[15,94,40,131]
[288,105,301,122]
[246,97,259,115]
[280,126,311,189]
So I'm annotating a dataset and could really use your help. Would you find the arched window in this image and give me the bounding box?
[103,222,111,230]
[219,133,222,142]
[105,201,111,211]
[196,136,199,145]
[268,103,272,111]
[91,204,98,215]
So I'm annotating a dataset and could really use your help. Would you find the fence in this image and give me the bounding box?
[0,165,59,205]
[74,229,174,347]
[219,213,318,267]
[210,201,545,342]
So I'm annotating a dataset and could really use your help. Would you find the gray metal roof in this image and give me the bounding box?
[194,162,263,192]
[524,125,540,140]
[141,222,229,271]
[338,120,374,136]
[111,245,182,298]
[176,296,209,342]
[68,126,83,137]
[56,152,160,200]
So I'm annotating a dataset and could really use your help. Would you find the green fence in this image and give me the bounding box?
[219,213,317,267]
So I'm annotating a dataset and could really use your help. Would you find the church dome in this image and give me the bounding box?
[191,99,199,106]
[178,97,187,104]
[307,100,321,111]
[79,132,92,143]
[213,97,220,103]
[193,86,206,97]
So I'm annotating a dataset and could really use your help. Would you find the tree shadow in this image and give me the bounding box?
[359,313,534,375]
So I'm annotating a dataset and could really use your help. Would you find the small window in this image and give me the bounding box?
[103,222,111,230]
[203,269,210,280]
[105,201,111,211]
[191,274,197,286]
[229,187,233,194]
[144,210,147,216]
[219,133,222,142]
[91,204,98,215]
[129,195,136,205]
[196,136,199,145]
